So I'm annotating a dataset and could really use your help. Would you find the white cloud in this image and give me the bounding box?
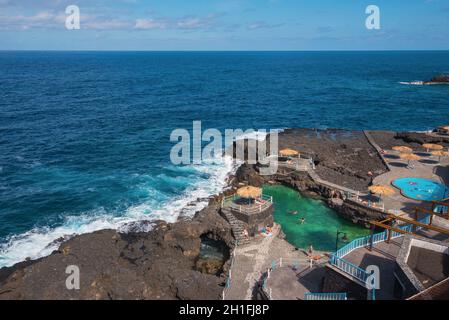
[134,18,168,30]
[0,11,66,30]
[134,13,224,31]
[247,21,284,30]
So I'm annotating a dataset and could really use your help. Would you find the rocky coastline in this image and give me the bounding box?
[424,74,449,85]
[1,128,448,300]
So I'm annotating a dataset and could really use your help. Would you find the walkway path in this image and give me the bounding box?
[224,224,328,300]
[307,169,363,196]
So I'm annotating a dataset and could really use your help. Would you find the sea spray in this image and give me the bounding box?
[0,155,240,268]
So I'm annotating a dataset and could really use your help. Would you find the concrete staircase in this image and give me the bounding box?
[221,207,250,246]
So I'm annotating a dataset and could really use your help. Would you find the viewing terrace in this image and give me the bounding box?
[221,193,273,215]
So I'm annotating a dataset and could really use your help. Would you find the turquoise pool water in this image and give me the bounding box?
[263,185,370,252]
[392,178,449,201]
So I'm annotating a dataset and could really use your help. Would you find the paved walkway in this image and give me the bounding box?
[307,169,363,196]
[330,133,449,299]
[371,148,449,223]
[361,130,449,221]
[226,132,449,300]
[342,228,449,300]
[224,224,328,300]
[265,265,327,300]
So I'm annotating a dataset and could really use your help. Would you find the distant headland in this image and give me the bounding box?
[424,74,449,85]
[402,74,449,86]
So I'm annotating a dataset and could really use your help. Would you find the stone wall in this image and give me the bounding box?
[231,206,274,236]
[330,199,388,227]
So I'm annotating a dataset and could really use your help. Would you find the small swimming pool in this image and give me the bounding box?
[392,177,449,201]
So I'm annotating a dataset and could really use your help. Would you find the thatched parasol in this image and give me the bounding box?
[392,146,413,153]
[368,185,396,197]
[400,153,421,161]
[236,186,262,199]
[423,143,444,152]
[279,148,299,157]
[431,150,449,162]
[399,153,421,167]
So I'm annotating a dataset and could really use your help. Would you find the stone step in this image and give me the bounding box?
[221,208,250,245]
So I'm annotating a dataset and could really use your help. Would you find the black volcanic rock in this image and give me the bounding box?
[424,74,449,84]
[396,131,449,145]
[2,128,446,300]
[430,75,449,83]
[0,204,233,300]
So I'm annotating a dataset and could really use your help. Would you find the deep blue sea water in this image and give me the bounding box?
[1,51,448,267]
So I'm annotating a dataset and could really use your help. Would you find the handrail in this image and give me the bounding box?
[222,194,273,204]
[261,256,323,300]
[304,292,347,301]
[330,214,432,284]
[221,194,273,214]
[221,245,237,300]
[329,254,369,283]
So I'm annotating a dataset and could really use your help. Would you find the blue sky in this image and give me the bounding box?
[0,0,448,50]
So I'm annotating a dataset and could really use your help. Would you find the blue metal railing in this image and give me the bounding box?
[304,292,347,301]
[435,204,448,215]
[329,254,369,283]
[329,214,432,283]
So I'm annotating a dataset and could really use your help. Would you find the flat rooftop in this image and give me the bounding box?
[264,265,326,300]
[407,246,449,288]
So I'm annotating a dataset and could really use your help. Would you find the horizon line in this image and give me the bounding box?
[2,49,449,52]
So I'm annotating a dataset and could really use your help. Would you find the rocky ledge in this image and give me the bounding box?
[424,74,449,85]
[0,203,233,300]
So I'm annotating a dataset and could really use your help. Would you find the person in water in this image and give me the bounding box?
[299,217,305,224]
[289,210,298,215]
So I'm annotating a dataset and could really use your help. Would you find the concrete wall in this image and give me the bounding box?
[322,265,368,300]
[231,206,274,236]
[334,199,388,227]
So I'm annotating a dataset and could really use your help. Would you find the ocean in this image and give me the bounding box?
[0,51,448,267]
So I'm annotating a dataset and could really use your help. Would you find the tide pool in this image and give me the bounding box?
[263,185,370,252]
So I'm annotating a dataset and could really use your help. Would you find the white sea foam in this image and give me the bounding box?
[235,130,269,142]
[0,155,241,268]
[234,128,284,142]
[399,81,425,86]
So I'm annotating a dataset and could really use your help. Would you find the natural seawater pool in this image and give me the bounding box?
[263,185,370,252]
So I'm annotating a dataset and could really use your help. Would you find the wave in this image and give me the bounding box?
[399,81,425,86]
[234,128,284,141]
[399,81,449,86]
[0,155,241,268]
